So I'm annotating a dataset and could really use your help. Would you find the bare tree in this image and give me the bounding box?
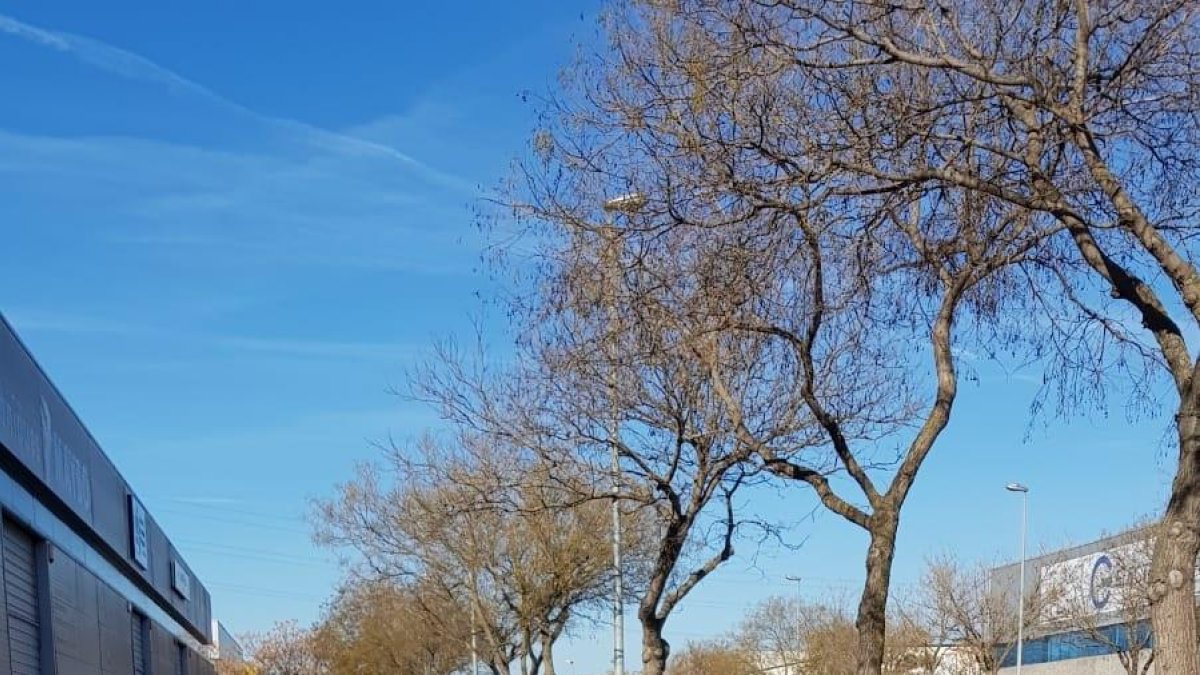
[315,457,512,674]
[665,640,760,675]
[918,555,1056,675]
[506,3,1051,671]
[884,612,937,675]
[243,620,325,675]
[313,439,621,675]
[416,264,782,675]
[735,595,807,671]
[736,594,929,675]
[499,0,1200,670]
[678,2,1200,671]
[890,587,951,675]
[499,464,634,675]
[310,578,470,675]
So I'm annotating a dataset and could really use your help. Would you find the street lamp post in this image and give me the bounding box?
[601,192,645,675]
[784,575,802,603]
[1006,482,1029,675]
[471,602,479,675]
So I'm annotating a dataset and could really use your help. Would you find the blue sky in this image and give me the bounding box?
[0,3,1181,674]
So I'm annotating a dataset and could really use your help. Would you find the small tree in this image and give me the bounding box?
[735,595,806,671]
[417,257,783,675]
[799,606,859,675]
[666,640,759,675]
[736,594,930,675]
[314,439,623,675]
[243,621,324,675]
[315,457,513,673]
[216,661,256,675]
[919,556,1054,675]
[310,578,470,675]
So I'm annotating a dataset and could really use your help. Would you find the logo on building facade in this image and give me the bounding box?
[129,495,150,570]
[1090,553,1114,610]
[172,559,192,600]
[40,397,92,514]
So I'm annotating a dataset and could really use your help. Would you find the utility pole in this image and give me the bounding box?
[1006,482,1029,675]
[600,192,645,675]
[471,602,479,675]
[604,223,625,675]
[784,574,802,598]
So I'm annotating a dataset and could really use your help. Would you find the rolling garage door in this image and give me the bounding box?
[132,612,147,675]
[3,519,42,675]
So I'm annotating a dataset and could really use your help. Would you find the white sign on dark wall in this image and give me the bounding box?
[129,495,150,570]
[172,559,192,600]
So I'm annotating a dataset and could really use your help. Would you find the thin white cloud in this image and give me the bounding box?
[0,12,474,194]
[169,497,246,506]
[0,13,68,48]
[215,336,417,361]
[5,309,416,362]
[0,128,477,274]
[126,406,442,460]
[2,309,149,337]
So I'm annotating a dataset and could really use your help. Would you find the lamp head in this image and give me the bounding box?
[603,192,647,213]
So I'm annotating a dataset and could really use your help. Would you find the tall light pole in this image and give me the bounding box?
[601,192,645,675]
[784,575,802,602]
[470,598,479,675]
[1006,482,1029,675]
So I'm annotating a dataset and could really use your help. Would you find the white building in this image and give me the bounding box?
[992,529,1164,675]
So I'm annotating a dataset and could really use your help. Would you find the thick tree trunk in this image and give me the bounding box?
[856,516,898,675]
[640,618,670,675]
[1149,410,1200,675]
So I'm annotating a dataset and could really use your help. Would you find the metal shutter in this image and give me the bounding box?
[4,520,42,675]
[131,613,147,675]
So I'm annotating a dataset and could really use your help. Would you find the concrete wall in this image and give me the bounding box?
[1001,653,1140,675]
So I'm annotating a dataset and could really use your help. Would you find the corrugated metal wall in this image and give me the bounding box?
[133,612,148,675]
[0,514,216,675]
[4,519,42,675]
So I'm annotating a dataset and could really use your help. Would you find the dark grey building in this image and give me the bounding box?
[0,314,216,675]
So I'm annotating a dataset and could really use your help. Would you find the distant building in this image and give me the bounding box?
[0,314,217,673]
[209,620,245,663]
[753,649,803,674]
[752,645,973,675]
[992,529,1166,675]
[906,645,979,675]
